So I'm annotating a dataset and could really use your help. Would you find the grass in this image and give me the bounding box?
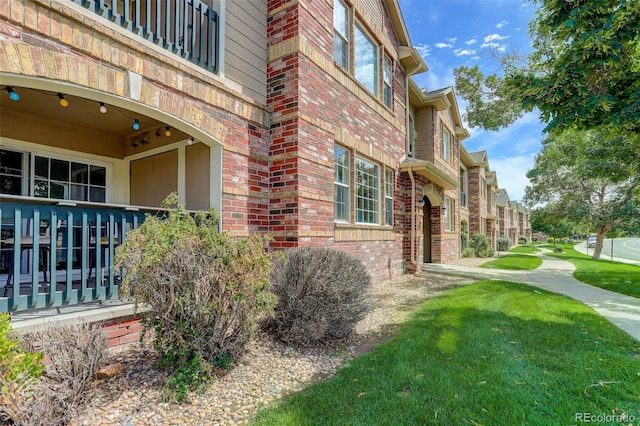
[480,254,543,270]
[253,281,640,425]
[548,245,640,299]
[509,245,542,254]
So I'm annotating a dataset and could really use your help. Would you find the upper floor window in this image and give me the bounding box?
[459,167,468,208]
[334,145,351,221]
[333,1,394,106]
[443,196,453,231]
[441,123,451,162]
[355,157,380,224]
[355,23,379,96]
[383,54,393,108]
[333,0,350,69]
[385,169,394,226]
[408,114,417,157]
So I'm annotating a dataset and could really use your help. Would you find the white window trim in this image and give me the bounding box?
[1,140,113,202]
[355,156,380,225]
[333,145,351,223]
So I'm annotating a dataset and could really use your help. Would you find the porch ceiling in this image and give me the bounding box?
[1,87,187,157]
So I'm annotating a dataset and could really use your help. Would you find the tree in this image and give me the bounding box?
[530,204,576,246]
[455,0,640,133]
[524,129,640,259]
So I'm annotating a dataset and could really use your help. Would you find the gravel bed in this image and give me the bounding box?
[72,271,474,426]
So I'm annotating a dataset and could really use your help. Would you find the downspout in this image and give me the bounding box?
[405,63,424,267]
[409,167,417,265]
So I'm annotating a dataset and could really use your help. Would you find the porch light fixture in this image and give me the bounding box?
[5,86,19,101]
[57,93,69,107]
[165,126,172,137]
[99,102,107,113]
[132,118,140,130]
[188,137,194,145]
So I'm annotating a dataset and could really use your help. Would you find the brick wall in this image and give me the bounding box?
[266,0,410,281]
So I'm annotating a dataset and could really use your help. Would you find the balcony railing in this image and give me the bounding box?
[0,198,162,313]
[72,0,219,73]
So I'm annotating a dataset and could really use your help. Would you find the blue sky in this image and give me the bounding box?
[398,0,546,202]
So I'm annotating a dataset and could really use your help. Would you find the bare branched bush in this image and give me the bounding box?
[113,194,276,401]
[263,247,372,345]
[16,321,108,426]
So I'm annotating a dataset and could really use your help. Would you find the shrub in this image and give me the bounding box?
[461,247,476,258]
[0,313,44,425]
[553,246,565,253]
[518,236,528,244]
[19,322,108,425]
[264,247,372,345]
[547,237,555,244]
[497,237,512,251]
[114,194,276,402]
[467,234,495,258]
[2,319,107,426]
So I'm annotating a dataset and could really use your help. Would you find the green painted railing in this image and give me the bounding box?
[0,198,161,313]
[72,0,219,73]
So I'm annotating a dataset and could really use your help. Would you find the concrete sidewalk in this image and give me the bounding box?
[423,255,640,342]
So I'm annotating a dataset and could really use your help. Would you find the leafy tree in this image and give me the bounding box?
[524,129,640,259]
[455,0,640,133]
[530,205,575,246]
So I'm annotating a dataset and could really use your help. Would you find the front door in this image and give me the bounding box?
[423,196,432,263]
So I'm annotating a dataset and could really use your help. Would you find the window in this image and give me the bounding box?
[355,157,379,223]
[408,114,416,157]
[0,149,26,195]
[354,23,378,95]
[481,178,487,199]
[441,123,451,162]
[443,196,453,231]
[0,149,107,202]
[333,0,349,69]
[383,54,393,108]
[459,166,468,208]
[334,145,350,221]
[385,169,394,226]
[34,156,106,202]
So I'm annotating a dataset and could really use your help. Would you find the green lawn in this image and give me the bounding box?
[549,245,640,298]
[480,254,543,270]
[253,282,640,425]
[508,245,542,254]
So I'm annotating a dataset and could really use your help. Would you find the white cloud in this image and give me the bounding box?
[414,43,432,58]
[487,155,535,202]
[480,42,507,52]
[484,33,509,42]
[434,42,454,49]
[464,38,477,46]
[445,37,458,44]
[496,20,509,29]
[454,48,476,57]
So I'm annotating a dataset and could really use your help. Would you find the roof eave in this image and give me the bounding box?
[400,159,458,190]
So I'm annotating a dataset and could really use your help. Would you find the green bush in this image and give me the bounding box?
[263,247,372,345]
[114,194,276,402]
[518,236,528,244]
[0,313,44,424]
[461,247,476,258]
[546,237,555,244]
[497,237,512,251]
[467,234,495,258]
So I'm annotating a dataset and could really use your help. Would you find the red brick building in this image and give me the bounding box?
[1,1,529,324]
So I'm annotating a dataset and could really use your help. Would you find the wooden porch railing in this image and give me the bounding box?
[0,198,161,313]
